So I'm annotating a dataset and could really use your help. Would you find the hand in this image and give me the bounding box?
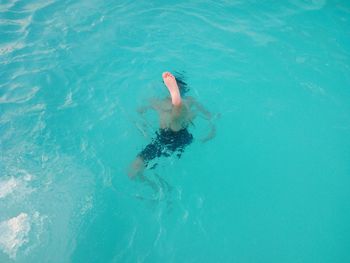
[200,125,216,143]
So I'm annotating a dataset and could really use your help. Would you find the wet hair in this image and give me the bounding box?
[174,71,189,96]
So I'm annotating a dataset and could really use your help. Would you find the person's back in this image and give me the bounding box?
[156,97,194,132]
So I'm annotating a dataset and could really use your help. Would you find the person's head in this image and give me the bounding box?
[174,72,189,96]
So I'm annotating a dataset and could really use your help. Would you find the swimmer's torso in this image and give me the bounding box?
[156,98,195,132]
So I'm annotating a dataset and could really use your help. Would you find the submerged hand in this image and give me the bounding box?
[200,125,216,143]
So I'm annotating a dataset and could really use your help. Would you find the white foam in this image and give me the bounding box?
[0,174,33,200]
[58,90,77,109]
[80,195,93,215]
[0,177,17,199]
[0,213,31,259]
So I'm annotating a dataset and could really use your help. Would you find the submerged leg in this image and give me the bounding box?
[128,156,146,179]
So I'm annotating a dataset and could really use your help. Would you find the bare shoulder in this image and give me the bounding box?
[182,96,196,107]
[184,96,195,103]
[151,98,172,111]
[184,96,212,119]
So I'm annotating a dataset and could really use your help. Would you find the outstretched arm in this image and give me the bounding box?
[187,96,218,142]
[137,98,163,113]
[200,123,216,143]
[135,99,161,137]
[187,96,212,120]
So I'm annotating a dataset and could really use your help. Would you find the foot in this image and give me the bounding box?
[162,72,182,106]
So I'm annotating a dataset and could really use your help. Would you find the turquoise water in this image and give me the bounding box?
[1,0,350,262]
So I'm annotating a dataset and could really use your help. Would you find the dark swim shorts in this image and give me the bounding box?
[138,128,193,168]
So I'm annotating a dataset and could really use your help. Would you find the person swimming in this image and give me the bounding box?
[128,71,215,179]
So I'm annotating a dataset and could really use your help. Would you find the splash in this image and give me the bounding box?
[0,173,34,200]
[0,213,31,259]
